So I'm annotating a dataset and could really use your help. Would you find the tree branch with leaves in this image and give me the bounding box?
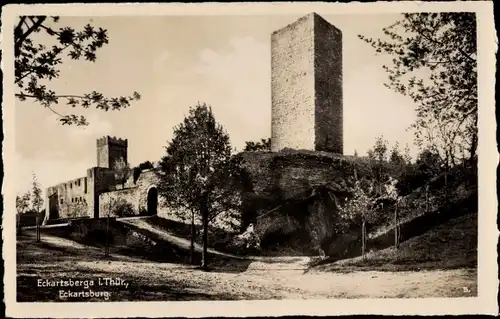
[14,16,141,125]
[244,138,271,152]
[359,13,477,164]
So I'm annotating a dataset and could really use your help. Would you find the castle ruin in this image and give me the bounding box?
[271,13,343,154]
[43,13,343,224]
[44,136,160,224]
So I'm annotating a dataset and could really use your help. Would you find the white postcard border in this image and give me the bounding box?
[2,1,498,317]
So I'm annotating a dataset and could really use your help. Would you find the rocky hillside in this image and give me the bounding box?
[238,149,373,254]
[238,149,477,258]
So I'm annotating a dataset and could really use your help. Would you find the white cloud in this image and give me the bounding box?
[154,51,170,69]
[191,36,271,151]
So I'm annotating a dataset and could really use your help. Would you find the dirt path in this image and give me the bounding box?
[18,256,477,301]
[17,228,477,301]
[17,232,476,301]
[120,218,245,259]
[119,218,311,266]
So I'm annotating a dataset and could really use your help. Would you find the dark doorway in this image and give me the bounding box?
[147,187,158,215]
[48,193,59,220]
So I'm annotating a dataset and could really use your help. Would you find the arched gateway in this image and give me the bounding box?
[147,186,158,216]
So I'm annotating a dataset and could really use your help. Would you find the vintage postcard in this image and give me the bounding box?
[2,1,498,317]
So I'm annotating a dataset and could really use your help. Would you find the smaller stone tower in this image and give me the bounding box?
[96,136,128,169]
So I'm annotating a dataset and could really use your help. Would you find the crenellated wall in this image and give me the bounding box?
[97,136,128,169]
[44,136,152,223]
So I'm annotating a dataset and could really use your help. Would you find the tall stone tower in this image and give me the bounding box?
[96,136,128,168]
[271,13,343,154]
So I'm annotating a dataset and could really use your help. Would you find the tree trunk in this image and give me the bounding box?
[425,184,429,214]
[444,162,449,209]
[190,211,195,265]
[361,220,366,261]
[200,199,209,270]
[394,204,399,249]
[449,147,456,167]
[17,213,21,235]
[469,133,477,164]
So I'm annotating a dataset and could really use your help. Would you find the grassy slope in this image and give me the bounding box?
[311,211,477,272]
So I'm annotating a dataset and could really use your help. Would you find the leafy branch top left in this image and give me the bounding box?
[14,16,141,126]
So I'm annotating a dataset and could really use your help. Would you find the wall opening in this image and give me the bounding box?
[147,187,158,216]
[48,193,59,220]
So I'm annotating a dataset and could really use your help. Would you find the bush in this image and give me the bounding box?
[231,223,261,252]
[112,198,136,217]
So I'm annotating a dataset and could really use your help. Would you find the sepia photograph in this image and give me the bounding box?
[2,1,497,317]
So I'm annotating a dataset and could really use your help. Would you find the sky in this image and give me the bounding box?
[14,13,419,194]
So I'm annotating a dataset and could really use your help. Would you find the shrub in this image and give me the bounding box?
[112,198,136,217]
[231,223,261,252]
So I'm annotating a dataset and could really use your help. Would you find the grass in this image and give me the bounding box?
[311,211,477,273]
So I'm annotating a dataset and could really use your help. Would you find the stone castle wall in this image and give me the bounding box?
[136,170,158,214]
[44,136,150,223]
[97,169,169,217]
[45,176,90,220]
[99,187,138,217]
[271,14,316,152]
[45,166,165,222]
[86,167,116,218]
[271,13,343,154]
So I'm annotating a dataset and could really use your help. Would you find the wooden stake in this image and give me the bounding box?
[105,214,110,257]
[36,216,40,242]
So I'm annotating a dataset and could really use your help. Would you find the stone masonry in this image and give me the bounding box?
[97,136,128,169]
[271,13,343,154]
[44,136,161,223]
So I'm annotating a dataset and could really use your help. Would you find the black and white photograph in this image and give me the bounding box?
[2,1,497,317]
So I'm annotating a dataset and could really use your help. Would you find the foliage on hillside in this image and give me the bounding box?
[237,149,386,255]
[236,143,477,257]
[314,211,477,272]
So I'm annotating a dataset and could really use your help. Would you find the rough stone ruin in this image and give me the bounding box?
[44,136,160,224]
[271,13,343,154]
